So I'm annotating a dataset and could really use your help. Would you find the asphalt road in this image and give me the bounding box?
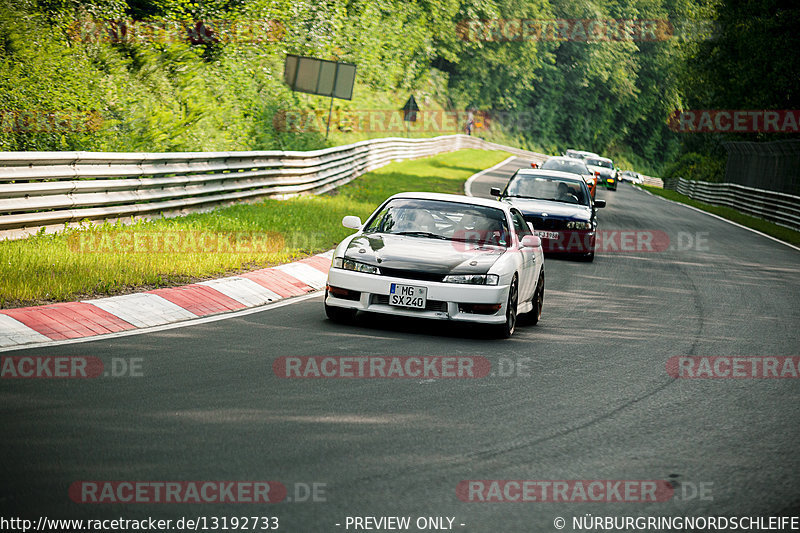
[2,158,799,531]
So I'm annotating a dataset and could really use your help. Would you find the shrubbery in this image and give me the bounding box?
[661,152,726,183]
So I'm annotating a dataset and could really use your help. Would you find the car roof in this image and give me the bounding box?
[511,169,588,182]
[387,191,512,211]
[546,155,586,163]
[566,150,599,157]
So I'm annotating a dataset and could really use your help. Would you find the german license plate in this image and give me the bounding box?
[535,231,559,239]
[389,283,427,309]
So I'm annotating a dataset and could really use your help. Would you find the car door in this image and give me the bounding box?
[509,209,538,301]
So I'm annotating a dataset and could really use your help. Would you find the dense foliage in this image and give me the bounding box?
[0,0,796,176]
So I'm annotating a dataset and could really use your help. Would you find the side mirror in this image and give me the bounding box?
[490,187,502,197]
[342,215,362,229]
[594,199,606,208]
[521,235,541,248]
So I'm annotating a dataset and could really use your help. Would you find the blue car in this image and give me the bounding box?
[491,169,605,262]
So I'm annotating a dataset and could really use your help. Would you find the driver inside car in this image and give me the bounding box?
[555,182,579,204]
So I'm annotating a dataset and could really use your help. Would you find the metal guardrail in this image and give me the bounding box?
[676,178,800,231]
[641,175,664,188]
[0,135,547,240]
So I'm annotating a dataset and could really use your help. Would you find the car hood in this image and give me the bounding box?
[504,198,592,221]
[344,234,504,274]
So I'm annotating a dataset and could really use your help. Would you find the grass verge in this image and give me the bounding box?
[642,185,800,246]
[0,149,511,308]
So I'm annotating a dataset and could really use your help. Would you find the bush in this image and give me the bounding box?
[661,152,726,183]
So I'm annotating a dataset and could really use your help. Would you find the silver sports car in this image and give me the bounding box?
[324,192,545,338]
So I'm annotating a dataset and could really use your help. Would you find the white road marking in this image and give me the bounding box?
[464,156,517,197]
[634,185,800,252]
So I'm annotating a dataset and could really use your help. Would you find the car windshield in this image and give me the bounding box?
[541,158,589,175]
[505,174,590,205]
[586,158,613,168]
[363,198,511,246]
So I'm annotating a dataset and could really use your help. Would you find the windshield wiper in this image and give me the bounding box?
[393,231,448,240]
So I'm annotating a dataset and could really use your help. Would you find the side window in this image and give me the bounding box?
[511,210,531,237]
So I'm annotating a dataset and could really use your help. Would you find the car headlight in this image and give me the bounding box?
[333,257,381,275]
[566,221,592,230]
[442,274,499,285]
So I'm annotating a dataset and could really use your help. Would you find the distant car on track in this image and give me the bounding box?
[540,155,597,199]
[619,170,642,184]
[563,149,600,160]
[584,156,618,191]
[325,192,545,338]
[490,169,605,262]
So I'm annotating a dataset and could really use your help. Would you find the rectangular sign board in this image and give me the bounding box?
[284,54,356,100]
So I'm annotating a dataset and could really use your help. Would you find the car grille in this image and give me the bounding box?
[524,216,569,231]
[378,267,445,283]
[372,295,448,312]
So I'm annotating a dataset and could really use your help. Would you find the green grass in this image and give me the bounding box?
[642,185,800,246]
[0,149,510,308]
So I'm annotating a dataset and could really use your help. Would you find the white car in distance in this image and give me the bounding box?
[324,192,545,338]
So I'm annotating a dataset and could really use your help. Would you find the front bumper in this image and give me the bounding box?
[325,268,511,324]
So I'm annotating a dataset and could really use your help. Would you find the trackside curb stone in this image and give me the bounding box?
[0,251,333,349]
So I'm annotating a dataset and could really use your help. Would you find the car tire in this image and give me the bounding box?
[492,275,518,339]
[324,290,357,323]
[580,251,595,262]
[528,272,544,325]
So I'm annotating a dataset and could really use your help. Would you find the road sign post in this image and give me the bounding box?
[283,55,356,138]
